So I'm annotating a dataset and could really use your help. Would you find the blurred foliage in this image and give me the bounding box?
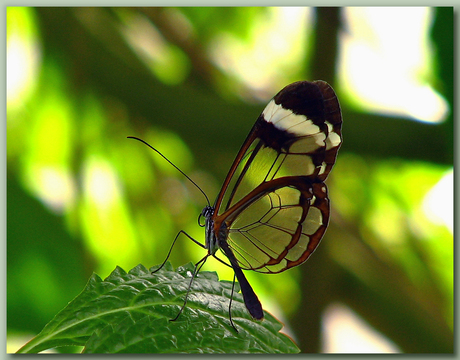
[17,263,300,354]
[7,6,453,353]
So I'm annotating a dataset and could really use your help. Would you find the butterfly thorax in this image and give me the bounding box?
[203,205,230,256]
[202,205,219,255]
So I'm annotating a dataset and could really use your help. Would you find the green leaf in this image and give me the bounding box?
[17,263,299,354]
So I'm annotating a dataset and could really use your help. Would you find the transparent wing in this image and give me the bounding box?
[226,182,329,273]
[213,80,342,273]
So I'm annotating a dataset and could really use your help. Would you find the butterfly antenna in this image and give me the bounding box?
[127,136,211,207]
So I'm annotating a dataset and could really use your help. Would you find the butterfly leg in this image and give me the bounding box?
[228,273,239,333]
[171,253,209,322]
[151,230,206,274]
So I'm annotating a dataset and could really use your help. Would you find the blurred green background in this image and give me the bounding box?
[7,7,453,353]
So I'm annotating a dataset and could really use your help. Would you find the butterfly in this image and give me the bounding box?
[130,80,342,328]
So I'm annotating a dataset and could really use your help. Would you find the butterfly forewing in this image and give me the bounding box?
[213,80,342,274]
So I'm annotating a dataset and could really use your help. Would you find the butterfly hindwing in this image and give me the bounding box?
[213,80,342,274]
[225,181,330,273]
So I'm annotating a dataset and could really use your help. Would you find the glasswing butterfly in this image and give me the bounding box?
[129,80,342,330]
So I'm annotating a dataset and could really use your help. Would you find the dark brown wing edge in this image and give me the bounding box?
[314,80,342,182]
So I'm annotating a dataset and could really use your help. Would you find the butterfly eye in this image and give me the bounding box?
[198,206,213,227]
